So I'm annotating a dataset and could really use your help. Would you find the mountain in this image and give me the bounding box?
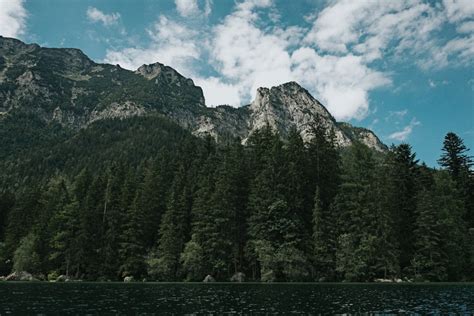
[0,36,385,151]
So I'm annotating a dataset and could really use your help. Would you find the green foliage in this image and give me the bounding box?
[0,110,471,283]
[410,189,447,281]
[180,240,205,281]
[13,233,40,273]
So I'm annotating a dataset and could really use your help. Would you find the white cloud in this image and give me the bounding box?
[104,0,391,119]
[0,0,27,38]
[195,77,241,106]
[175,0,213,17]
[388,109,408,119]
[443,0,474,23]
[175,0,200,17]
[208,0,294,105]
[101,0,473,121]
[86,7,120,26]
[291,48,390,120]
[104,15,200,76]
[204,0,213,17]
[388,118,421,141]
[304,0,444,63]
[422,34,474,69]
[457,21,474,33]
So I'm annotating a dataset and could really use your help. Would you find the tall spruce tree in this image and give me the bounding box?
[247,128,308,281]
[333,142,379,281]
[411,189,447,281]
[148,164,190,281]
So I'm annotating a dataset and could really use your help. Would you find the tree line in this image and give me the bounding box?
[0,123,472,282]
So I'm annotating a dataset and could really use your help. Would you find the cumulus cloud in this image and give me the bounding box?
[175,0,200,17]
[208,0,294,105]
[388,118,421,141]
[195,77,241,106]
[0,0,27,38]
[105,15,200,76]
[443,0,474,23]
[101,0,472,120]
[387,109,408,120]
[175,0,213,17]
[304,0,444,62]
[87,7,121,26]
[104,0,391,118]
[291,48,390,120]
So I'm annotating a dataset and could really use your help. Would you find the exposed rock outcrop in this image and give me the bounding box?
[0,36,386,151]
[203,275,216,282]
[230,272,245,282]
[5,271,36,281]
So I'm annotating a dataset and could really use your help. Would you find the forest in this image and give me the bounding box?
[0,116,472,282]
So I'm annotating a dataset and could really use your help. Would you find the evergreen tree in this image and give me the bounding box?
[49,200,81,277]
[438,132,473,229]
[434,172,468,281]
[438,132,473,179]
[148,165,190,280]
[181,154,217,280]
[119,193,147,279]
[312,186,336,281]
[247,129,308,281]
[13,232,40,273]
[411,189,447,281]
[101,164,126,279]
[333,142,378,281]
[3,187,42,272]
[77,172,107,279]
[37,176,70,273]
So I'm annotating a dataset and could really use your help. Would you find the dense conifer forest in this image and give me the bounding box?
[0,115,472,282]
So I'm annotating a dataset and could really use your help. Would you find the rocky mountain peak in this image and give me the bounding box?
[1,37,386,152]
[135,62,197,88]
[247,81,344,144]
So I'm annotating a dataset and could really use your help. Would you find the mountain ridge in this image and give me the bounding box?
[0,36,386,151]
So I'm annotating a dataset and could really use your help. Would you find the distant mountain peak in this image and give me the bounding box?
[0,37,386,151]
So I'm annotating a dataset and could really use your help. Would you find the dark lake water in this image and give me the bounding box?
[0,282,473,315]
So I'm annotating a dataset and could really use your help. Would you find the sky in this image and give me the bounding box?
[0,0,473,166]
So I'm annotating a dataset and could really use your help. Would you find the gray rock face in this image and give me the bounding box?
[0,36,386,151]
[203,275,216,282]
[230,272,245,282]
[190,82,386,151]
[56,274,69,282]
[5,271,36,281]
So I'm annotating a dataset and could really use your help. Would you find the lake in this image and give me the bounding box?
[0,282,473,314]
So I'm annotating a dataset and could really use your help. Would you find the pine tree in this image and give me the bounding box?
[49,200,81,277]
[333,142,379,281]
[148,164,190,281]
[101,164,126,279]
[77,172,107,279]
[37,176,70,273]
[411,189,447,281]
[209,141,249,277]
[312,186,336,281]
[181,153,217,280]
[13,232,40,273]
[438,132,473,229]
[3,186,42,273]
[391,144,419,272]
[247,129,308,281]
[434,172,468,281]
[119,193,147,279]
[438,132,473,179]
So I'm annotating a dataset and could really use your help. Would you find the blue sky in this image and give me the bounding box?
[1,0,473,166]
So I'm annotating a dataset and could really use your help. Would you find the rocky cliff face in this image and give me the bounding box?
[0,36,386,151]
